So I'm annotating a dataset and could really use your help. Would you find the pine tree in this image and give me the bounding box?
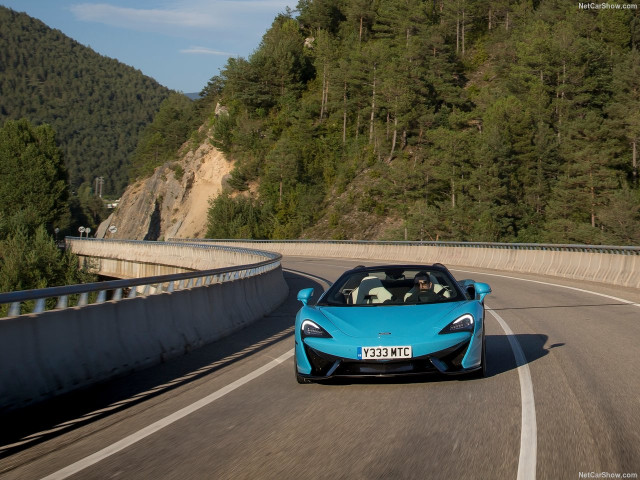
[0,119,70,233]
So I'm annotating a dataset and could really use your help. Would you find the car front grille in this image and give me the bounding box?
[336,359,438,376]
[304,339,472,378]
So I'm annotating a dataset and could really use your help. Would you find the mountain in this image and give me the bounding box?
[0,6,173,195]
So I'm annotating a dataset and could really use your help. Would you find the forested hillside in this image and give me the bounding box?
[202,0,640,244]
[0,6,172,195]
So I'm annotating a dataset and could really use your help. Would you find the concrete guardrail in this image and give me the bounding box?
[0,239,288,411]
[176,239,640,289]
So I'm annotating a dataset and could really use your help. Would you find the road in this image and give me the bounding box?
[0,256,639,480]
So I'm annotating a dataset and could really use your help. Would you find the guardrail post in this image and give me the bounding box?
[78,292,89,306]
[96,290,106,303]
[8,302,20,316]
[34,298,46,313]
[56,296,68,309]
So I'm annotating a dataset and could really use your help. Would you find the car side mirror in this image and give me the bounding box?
[466,285,476,299]
[297,288,314,306]
[474,282,491,302]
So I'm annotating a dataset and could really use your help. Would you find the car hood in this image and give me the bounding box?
[317,302,467,338]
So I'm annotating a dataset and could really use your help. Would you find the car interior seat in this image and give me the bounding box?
[352,276,393,304]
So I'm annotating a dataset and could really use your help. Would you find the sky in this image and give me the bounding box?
[1,0,298,93]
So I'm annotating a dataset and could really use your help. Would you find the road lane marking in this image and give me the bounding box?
[458,267,638,480]
[41,349,294,480]
[453,269,639,308]
[283,267,333,288]
[487,306,537,480]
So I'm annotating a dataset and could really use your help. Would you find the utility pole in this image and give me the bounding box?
[94,176,104,197]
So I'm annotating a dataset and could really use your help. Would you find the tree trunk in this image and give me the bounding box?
[456,14,460,54]
[451,177,456,208]
[462,9,466,56]
[320,64,327,121]
[324,77,329,119]
[386,111,390,139]
[388,114,398,162]
[590,170,596,228]
[343,81,347,144]
[369,65,376,144]
[633,139,638,184]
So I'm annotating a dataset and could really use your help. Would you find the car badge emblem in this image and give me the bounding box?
[378,332,391,335]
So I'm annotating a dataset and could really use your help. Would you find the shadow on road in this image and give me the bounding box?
[486,333,559,377]
[0,271,322,464]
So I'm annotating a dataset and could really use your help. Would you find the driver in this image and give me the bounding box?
[405,271,440,303]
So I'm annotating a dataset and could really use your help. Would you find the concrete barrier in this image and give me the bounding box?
[0,267,288,411]
[67,238,270,278]
[184,240,640,289]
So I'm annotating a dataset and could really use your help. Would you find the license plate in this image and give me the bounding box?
[357,346,412,360]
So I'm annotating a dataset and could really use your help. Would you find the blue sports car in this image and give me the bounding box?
[294,264,491,383]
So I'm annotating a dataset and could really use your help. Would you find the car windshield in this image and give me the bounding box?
[318,267,463,306]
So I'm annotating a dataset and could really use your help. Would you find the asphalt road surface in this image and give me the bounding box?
[1,256,639,480]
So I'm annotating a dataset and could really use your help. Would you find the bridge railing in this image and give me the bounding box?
[0,240,282,317]
[172,238,640,254]
[171,238,640,289]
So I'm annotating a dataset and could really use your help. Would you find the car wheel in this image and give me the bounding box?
[295,361,313,384]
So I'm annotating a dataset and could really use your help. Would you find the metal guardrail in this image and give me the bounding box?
[171,238,640,255]
[0,242,282,317]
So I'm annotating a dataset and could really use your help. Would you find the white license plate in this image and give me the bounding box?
[357,346,412,360]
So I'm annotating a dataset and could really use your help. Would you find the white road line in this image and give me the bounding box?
[283,268,333,289]
[453,269,639,308]
[41,349,294,480]
[487,306,537,480]
[459,268,638,480]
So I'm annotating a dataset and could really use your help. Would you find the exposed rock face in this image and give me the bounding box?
[97,136,233,240]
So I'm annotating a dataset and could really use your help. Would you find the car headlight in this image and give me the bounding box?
[301,320,332,338]
[439,314,474,334]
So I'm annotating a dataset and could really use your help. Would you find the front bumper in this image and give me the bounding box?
[297,339,479,380]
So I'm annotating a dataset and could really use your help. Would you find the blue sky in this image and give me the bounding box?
[2,0,298,93]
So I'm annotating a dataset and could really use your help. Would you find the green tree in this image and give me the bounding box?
[206,193,265,239]
[607,49,640,185]
[129,93,200,180]
[0,118,70,233]
[199,0,640,244]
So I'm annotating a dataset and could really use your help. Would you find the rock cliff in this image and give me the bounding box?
[96,132,233,240]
